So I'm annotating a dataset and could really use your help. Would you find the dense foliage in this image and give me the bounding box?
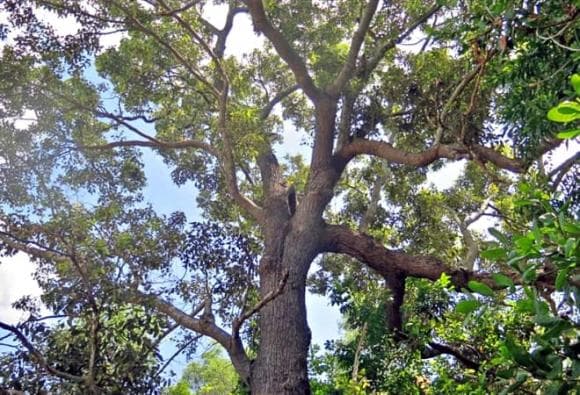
[0,0,578,394]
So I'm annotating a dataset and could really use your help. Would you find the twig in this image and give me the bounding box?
[232,270,289,335]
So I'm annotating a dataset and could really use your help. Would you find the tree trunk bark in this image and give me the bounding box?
[251,224,320,394]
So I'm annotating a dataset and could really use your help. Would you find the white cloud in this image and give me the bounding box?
[0,253,42,324]
[203,3,264,58]
[426,160,466,190]
[12,109,37,130]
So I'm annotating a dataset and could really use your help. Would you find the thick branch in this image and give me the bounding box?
[322,224,480,289]
[336,138,537,173]
[337,139,470,167]
[217,92,264,221]
[245,0,321,102]
[470,145,527,173]
[327,0,379,97]
[422,341,480,370]
[130,291,251,383]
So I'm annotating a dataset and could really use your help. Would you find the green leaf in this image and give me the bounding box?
[571,73,580,95]
[481,247,507,261]
[556,128,580,139]
[572,359,580,378]
[561,222,580,235]
[513,199,534,207]
[488,227,510,245]
[542,320,572,340]
[555,268,570,290]
[455,299,480,315]
[547,101,580,123]
[522,265,537,283]
[514,236,534,253]
[492,273,514,289]
[467,280,494,297]
[564,237,576,257]
[505,338,533,368]
[534,313,559,327]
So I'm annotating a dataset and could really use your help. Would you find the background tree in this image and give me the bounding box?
[0,1,578,394]
[165,345,240,395]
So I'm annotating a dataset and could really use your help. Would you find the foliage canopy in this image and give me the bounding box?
[0,0,578,394]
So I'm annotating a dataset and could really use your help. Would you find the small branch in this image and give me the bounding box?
[245,0,321,102]
[154,334,202,377]
[156,0,227,79]
[435,65,483,144]
[351,322,368,381]
[327,0,380,97]
[232,270,289,335]
[112,0,219,96]
[260,84,299,119]
[549,151,579,189]
[94,109,163,145]
[359,3,441,79]
[157,0,201,16]
[217,91,264,221]
[0,321,86,383]
[79,138,217,156]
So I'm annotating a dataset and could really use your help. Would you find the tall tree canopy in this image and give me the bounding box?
[0,0,578,394]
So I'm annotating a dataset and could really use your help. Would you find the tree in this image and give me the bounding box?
[165,345,240,395]
[0,305,169,393]
[0,1,578,394]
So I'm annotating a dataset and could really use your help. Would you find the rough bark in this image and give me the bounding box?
[251,218,322,394]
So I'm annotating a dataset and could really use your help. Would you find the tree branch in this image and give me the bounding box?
[359,3,441,79]
[111,0,219,97]
[549,151,579,189]
[434,65,483,144]
[129,290,251,383]
[336,139,471,167]
[321,224,499,290]
[154,334,202,378]
[336,138,536,173]
[0,321,86,383]
[232,269,288,337]
[156,0,227,80]
[156,0,202,16]
[260,84,299,119]
[422,341,480,370]
[245,0,321,102]
[217,92,264,221]
[79,138,217,155]
[327,0,379,97]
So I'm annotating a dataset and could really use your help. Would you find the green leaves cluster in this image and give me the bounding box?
[478,182,580,393]
[547,74,580,139]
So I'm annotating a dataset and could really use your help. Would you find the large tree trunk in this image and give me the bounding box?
[251,222,321,394]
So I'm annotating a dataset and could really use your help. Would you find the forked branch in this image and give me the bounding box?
[327,0,380,97]
[245,0,321,102]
